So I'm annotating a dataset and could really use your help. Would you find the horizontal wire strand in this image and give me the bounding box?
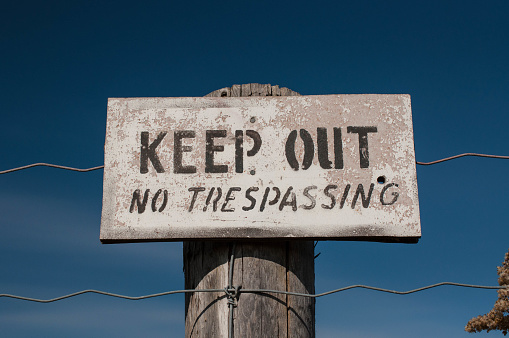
[0,289,225,303]
[1,283,506,303]
[416,153,509,165]
[242,282,507,298]
[2,153,509,174]
[0,163,104,175]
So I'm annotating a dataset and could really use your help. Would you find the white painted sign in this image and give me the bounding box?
[100,95,421,243]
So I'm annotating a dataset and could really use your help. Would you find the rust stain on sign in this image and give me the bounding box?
[100,95,421,243]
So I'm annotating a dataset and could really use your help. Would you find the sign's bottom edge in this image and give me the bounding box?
[100,236,420,244]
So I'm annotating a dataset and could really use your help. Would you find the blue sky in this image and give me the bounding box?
[1,0,508,337]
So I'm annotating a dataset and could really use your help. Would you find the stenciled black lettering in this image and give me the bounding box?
[246,130,262,156]
[174,130,196,174]
[279,186,297,211]
[140,132,167,174]
[339,184,351,209]
[242,187,259,211]
[235,130,243,173]
[188,187,205,212]
[317,128,332,169]
[151,189,168,212]
[212,187,222,211]
[260,187,270,211]
[235,130,262,174]
[300,185,317,210]
[351,183,375,208]
[130,189,150,214]
[269,187,281,206]
[300,129,314,170]
[347,126,377,168]
[285,130,299,170]
[321,185,337,209]
[380,183,399,205]
[285,129,314,170]
[334,127,343,169]
[205,130,228,173]
[203,187,215,211]
[259,187,280,211]
[221,187,241,212]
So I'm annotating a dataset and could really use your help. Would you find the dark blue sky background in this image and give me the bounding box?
[1,1,508,337]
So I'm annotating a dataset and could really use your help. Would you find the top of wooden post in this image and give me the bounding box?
[205,83,300,97]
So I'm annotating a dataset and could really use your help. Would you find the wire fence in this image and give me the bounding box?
[1,152,509,175]
[2,153,509,337]
[0,163,104,174]
[1,282,506,303]
[3,280,506,338]
[4,281,506,337]
[415,153,509,165]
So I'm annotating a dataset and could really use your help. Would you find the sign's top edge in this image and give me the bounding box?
[107,94,411,100]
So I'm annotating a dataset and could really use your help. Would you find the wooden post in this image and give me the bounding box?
[184,84,315,337]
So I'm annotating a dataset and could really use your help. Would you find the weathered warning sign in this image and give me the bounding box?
[100,95,420,243]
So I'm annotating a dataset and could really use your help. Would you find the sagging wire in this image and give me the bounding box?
[415,153,509,165]
[1,282,506,303]
[0,163,104,174]
[2,153,509,175]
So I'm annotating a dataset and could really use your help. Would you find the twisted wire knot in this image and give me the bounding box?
[224,286,240,307]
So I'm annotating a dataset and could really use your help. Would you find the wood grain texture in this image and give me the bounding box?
[185,84,314,337]
[232,242,288,337]
[204,83,299,97]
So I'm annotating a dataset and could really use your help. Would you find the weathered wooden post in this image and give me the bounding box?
[184,84,315,337]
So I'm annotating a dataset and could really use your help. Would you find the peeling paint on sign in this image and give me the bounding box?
[100,95,421,243]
